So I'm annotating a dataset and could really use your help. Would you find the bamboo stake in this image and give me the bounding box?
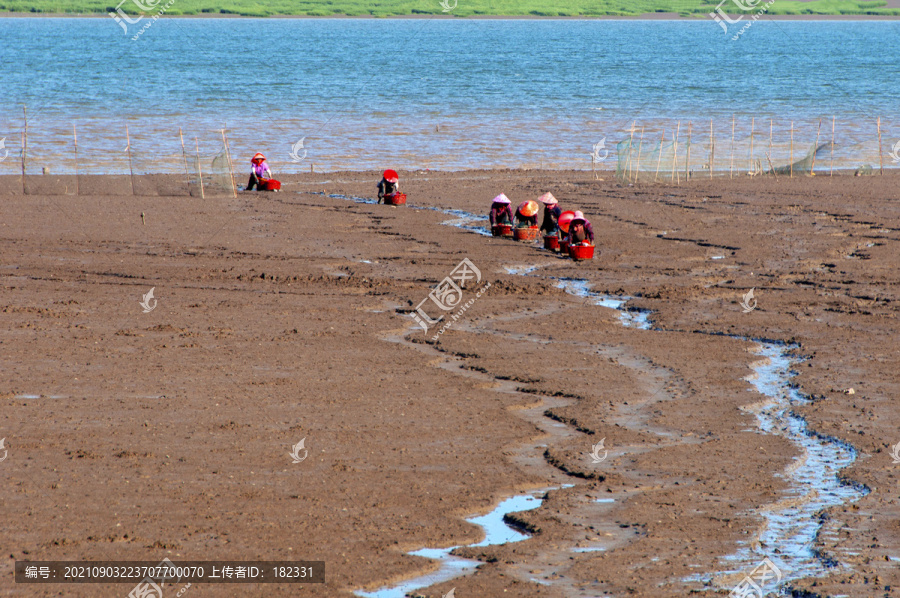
[685,122,692,180]
[730,114,735,179]
[709,119,714,179]
[654,130,665,182]
[22,105,27,176]
[768,119,774,177]
[877,116,884,175]
[766,151,778,180]
[634,126,645,183]
[749,117,755,174]
[221,127,237,198]
[625,121,636,181]
[789,121,794,178]
[126,125,136,195]
[179,127,192,195]
[21,106,27,194]
[810,118,822,175]
[830,116,835,177]
[73,124,79,196]
[672,121,681,183]
[195,137,205,200]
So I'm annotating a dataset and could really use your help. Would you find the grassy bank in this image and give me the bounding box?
[2,0,899,17]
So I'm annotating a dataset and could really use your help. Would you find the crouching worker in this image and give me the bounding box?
[516,200,539,228]
[489,193,513,226]
[567,211,595,245]
[538,192,561,236]
[377,169,400,203]
[247,153,280,191]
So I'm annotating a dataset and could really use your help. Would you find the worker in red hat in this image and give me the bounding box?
[566,211,595,245]
[377,169,400,203]
[246,153,273,192]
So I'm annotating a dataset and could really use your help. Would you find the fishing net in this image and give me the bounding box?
[184,138,237,198]
[20,125,79,195]
[616,120,899,182]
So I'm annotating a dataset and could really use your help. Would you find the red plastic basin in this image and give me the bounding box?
[569,244,595,261]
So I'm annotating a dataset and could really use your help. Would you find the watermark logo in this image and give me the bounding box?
[711,0,773,38]
[439,0,457,12]
[591,138,609,161]
[411,258,490,338]
[590,438,608,464]
[442,589,456,598]
[890,441,900,464]
[0,137,8,162]
[728,557,783,597]
[111,0,178,40]
[0,437,7,463]
[289,137,307,163]
[140,287,158,313]
[740,288,757,313]
[289,438,308,463]
[110,0,147,34]
[889,139,900,163]
[127,558,190,598]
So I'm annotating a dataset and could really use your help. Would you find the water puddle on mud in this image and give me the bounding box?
[555,278,652,330]
[356,491,551,598]
[707,341,868,589]
[505,268,866,592]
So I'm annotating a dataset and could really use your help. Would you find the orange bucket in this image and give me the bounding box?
[492,224,514,237]
[383,192,407,205]
[514,226,540,241]
[569,244,595,261]
[543,235,559,251]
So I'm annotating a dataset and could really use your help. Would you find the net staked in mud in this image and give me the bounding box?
[615,119,899,182]
[184,140,237,198]
[128,129,194,197]
[616,133,820,183]
[20,126,79,196]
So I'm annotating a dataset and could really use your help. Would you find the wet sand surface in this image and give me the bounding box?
[1,170,899,597]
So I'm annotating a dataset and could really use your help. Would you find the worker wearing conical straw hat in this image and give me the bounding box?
[537,192,561,237]
[515,200,539,228]
[489,193,513,226]
[566,210,594,246]
[246,152,273,192]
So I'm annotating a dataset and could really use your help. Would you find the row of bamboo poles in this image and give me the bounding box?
[15,106,238,197]
[603,116,890,183]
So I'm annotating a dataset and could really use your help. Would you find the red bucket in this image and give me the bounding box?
[543,235,559,251]
[569,243,595,261]
[260,178,281,191]
[514,226,540,241]
[383,192,407,205]
[492,224,514,237]
[559,239,570,255]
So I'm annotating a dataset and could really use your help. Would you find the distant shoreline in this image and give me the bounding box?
[3,12,900,19]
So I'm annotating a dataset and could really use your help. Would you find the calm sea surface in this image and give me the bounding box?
[0,18,897,173]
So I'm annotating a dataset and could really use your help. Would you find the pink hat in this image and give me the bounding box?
[492,193,511,205]
[572,210,586,223]
[538,192,558,205]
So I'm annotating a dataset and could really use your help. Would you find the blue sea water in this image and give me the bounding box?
[0,18,897,172]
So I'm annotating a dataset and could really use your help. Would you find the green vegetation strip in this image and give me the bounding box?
[2,0,898,18]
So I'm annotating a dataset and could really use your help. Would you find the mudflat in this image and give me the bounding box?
[1,170,898,597]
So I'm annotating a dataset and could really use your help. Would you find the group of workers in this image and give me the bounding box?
[244,159,593,247]
[489,192,594,246]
